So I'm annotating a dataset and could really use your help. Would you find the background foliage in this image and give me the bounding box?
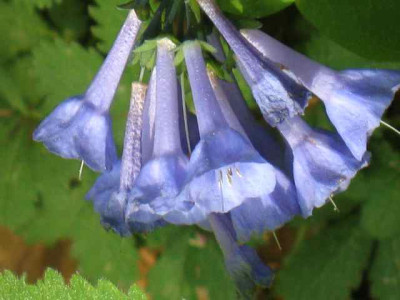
[0,0,399,299]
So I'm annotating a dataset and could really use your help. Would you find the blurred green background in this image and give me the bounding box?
[0,0,399,299]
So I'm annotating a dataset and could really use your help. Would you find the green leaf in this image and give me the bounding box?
[90,0,129,53]
[217,0,294,19]
[147,227,236,300]
[276,218,373,300]
[370,237,400,299]
[0,1,51,63]
[359,139,400,240]
[295,0,400,61]
[49,0,90,41]
[0,268,146,299]
[295,22,400,70]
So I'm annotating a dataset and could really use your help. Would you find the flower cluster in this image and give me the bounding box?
[33,1,400,298]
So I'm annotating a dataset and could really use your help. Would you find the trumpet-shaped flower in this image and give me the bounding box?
[33,10,142,171]
[197,0,310,126]
[86,82,164,235]
[125,39,194,226]
[209,214,274,298]
[166,41,277,223]
[209,71,300,242]
[278,116,370,217]
[242,29,400,160]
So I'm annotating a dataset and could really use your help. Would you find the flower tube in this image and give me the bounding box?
[33,10,142,171]
[197,0,310,126]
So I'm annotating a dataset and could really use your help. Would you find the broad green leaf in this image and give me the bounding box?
[275,218,372,300]
[296,0,400,61]
[147,227,236,300]
[370,236,400,299]
[217,0,294,19]
[0,268,146,299]
[296,24,400,70]
[0,1,51,63]
[359,139,400,240]
[90,0,129,53]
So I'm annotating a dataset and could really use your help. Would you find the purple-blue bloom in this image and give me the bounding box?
[208,71,300,242]
[197,0,310,126]
[242,29,400,161]
[209,213,274,298]
[168,41,277,222]
[278,116,370,217]
[125,39,192,227]
[33,10,142,172]
[86,82,163,235]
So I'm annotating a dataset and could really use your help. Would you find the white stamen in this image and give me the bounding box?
[381,120,400,135]
[226,171,233,185]
[180,73,192,155]
[78,160,84,181]
[329,196,339,212]
[218,170,225,211]
[272,231,282,251]
[235,167,243,178]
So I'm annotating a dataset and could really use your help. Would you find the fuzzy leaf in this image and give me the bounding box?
[0,268,146,299]
[276,218,372,300]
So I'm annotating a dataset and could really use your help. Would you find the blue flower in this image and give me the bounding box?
[242,29,400,161]
[197,0,310,126]
[209,214,274,298]
[33,10,142,172]
[86,82,162,235]
[278,116,370,217]
[164,41,277,223]
[125,39,193,227]
[207,71,300,242]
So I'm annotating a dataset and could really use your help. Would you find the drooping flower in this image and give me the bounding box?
[33,10,142,172]
[277,115,370,217]
[162,41,277,226]
[209,213,274,299]
[86,82,159,235]
[242,29,400,161]
[197,0,310,126]
[125,39,194,227]
[208,71,300,242]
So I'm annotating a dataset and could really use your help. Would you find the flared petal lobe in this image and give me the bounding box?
[242,29,400,160]
[321,70,400,160]
[278,116,369,217]
[230,169,301,242]
[33,10,142,172]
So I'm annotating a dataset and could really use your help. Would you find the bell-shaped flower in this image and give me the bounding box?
[125,39,196,227]
[208,71,300,242]
[166,41,276,225]
[33,10,142,172]
[86,82,164,235]
[209,214,274,298]
[242,29,400,160]
[197,0,310,126]
[277,116,370,217]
